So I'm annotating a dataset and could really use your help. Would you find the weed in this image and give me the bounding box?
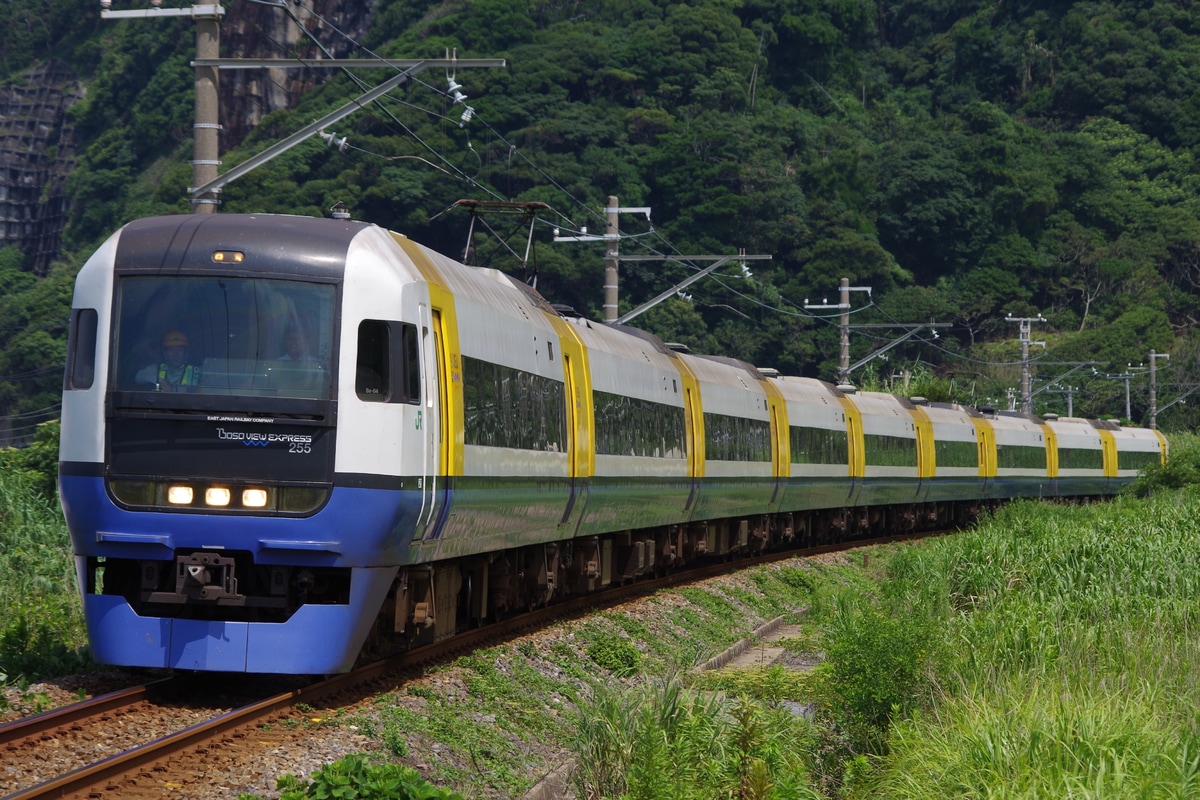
[406,685,436,701]
[581,628,641,677]
[569,672,820,799]
[693,664,814,704]
[381,725,408,757]
[240,753,464,800]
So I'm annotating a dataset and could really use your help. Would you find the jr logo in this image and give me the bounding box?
[416,409,422,430]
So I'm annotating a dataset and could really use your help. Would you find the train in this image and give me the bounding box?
[58,213,1167,674]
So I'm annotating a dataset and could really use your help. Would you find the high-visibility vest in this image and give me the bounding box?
[157,363,198,387]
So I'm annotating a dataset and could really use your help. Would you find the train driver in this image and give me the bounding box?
[280,323,320,366]
[135,330,201,392]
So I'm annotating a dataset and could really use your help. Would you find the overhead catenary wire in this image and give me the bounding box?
[219,1,1129,387]
[262,0,637,233]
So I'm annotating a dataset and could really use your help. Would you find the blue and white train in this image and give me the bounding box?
[58,214,1167,674]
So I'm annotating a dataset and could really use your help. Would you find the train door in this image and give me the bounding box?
[838,397,864,506]
[414,304,447,539]
[765,385,788,510]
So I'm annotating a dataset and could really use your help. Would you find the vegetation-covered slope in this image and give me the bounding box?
[4,0,1200,430]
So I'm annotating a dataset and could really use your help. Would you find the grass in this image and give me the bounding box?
[570,670,824,800]
[352,642,584,797]
[350,561,821,798]
[820,491,1200,798]
[0,460,89,689]
[9,422,1200,798]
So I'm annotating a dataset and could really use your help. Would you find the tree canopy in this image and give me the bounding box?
[4,0,1200,436]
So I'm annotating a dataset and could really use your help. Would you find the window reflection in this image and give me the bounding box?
[996,444,1046,470]
[790,426,849,466]
[704,412,771,462]
[463,356,566,451]
[935,439,977,468]
[594,390,686,458]
[1057,447,1104,470]
[863,433,918,468]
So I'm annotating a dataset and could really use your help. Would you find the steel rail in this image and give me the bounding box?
[0,679,173,749]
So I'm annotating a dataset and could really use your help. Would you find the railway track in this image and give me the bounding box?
[0,532,932,800]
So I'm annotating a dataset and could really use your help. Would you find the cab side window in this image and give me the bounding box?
[356,320,421,404]
[65,308,98,390]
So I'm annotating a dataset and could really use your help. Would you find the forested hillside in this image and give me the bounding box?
[3,0,1200,439]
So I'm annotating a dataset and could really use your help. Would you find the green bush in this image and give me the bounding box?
[239,754,464,800]
[0,420,61,501]
[1,602,89,680]
[1124,431,1200,497]
[819,596,937,749]
[584,629,641,678]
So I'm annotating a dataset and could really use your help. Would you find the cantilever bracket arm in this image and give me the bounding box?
[613,254,771,326]
[847,325,928,374]
[1155,384,1200,416]
[190,67,424,199]
[189,59,502,200]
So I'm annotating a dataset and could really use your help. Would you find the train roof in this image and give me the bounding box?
[114,214,370,279]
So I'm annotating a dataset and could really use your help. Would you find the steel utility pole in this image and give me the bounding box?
[1149,349,1170,429]
[805,278,872,385]
[1006,313,1046,414]
[101,2,224,213]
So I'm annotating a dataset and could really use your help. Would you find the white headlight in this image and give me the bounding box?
[167,485,194,505]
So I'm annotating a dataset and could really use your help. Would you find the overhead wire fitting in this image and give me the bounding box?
[446,78,475,126]
[320,129,348,152]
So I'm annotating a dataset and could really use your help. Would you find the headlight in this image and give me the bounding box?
[167,485,194,505]
[109,479,326,513]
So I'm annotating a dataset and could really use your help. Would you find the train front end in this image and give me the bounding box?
[59,214,424,674]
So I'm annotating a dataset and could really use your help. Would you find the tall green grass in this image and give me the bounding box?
[0,462,88,684]
[570,671,823,800]
[833,492,1200,797]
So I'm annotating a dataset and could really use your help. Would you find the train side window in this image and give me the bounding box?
[65,308,98,390]
[356,320,390,402]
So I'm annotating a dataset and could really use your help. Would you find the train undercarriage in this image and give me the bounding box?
[373,498,992,658]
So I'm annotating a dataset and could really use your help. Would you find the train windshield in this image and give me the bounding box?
[113,275,336,400]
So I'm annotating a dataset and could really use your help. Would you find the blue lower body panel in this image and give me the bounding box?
[83,566,397,673]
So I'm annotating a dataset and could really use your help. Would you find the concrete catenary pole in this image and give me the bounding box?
[804,279,871,385]
[1006,314,1045,415]
[603,195,619,323]
[193,9,221,213]
[1149,349,1169,429]
[101,3,226,213]
[838,278,851,383]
